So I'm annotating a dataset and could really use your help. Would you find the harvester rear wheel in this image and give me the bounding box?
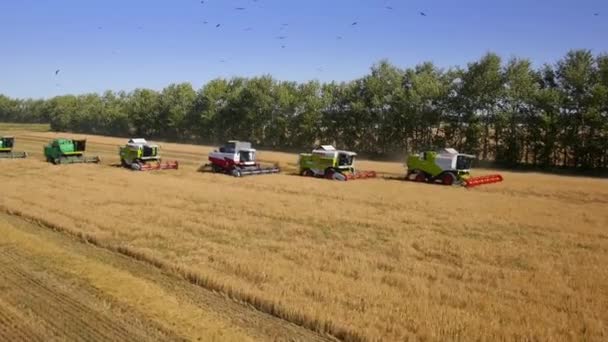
[414,172,426,182]
[231,169,242,177]
[301,169,314,177]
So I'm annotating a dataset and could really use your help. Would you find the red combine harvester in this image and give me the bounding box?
[205,141,280,177]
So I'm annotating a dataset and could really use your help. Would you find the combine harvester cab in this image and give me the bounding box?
[44,138,100,164]
[405,148,503,188]
[0,136,27,159]
[206,140,280,177]
[119,138,178,171]
[298,145,376,181]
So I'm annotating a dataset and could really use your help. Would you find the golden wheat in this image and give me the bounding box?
[1,125,607,341]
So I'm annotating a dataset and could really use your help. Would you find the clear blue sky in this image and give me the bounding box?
[1,0,606,99]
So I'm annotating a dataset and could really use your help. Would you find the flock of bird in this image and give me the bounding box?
[52,1,601,79]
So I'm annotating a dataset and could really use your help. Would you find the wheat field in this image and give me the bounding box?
[1,124,608,341]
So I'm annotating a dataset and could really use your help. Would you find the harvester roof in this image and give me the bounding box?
[126,138,158,148]
[54,138,73,144]
[438,148,475,159]
[220,141,255,153]
[313,145,357,156]
[128,138,148,144]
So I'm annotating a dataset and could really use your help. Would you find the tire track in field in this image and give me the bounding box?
[0,212,338,342]
[0,298,44,342]
[0,247,174,342]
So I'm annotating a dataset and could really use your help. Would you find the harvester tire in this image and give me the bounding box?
[441,172,456,186]
[301,169,314,177]
[231,169,242,177]
[414,172,426,182]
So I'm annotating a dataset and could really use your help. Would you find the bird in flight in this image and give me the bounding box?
[385,6,393,10]
[351,21,358,25]
[216,24,221,28]
[594,13,599,16]
[276,36,287,40]
[234,7,246,10]
[336,36,343,40]
[55,69,60,75]
[420,12,427,16]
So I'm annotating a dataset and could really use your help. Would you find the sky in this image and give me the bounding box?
[1,0,607,99]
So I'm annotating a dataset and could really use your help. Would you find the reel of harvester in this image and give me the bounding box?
[299,145,377,181]
[129,160,179,171]
[206,141,281,177]
[43,138,100,165]
[119,138,179,171]
[462,174,504,188]
[405,148,503,188]
[0,137,28,159]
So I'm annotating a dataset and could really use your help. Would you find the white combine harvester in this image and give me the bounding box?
[205,140,280,177]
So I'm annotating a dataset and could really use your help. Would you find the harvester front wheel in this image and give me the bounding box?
[231,169,242,177]
[324,168,336,180]
[441,172,456,186]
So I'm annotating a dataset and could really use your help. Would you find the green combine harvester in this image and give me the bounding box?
[405,148,503,187]
[0,136,27,159]
[44,138,100,164]
[299,145,376,181]
[119,138,178,171]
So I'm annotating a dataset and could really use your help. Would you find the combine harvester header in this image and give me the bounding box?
[406,148,503,188]
[299,145,376,181]
[44,138,100,164]
[119,138,178,171]
[0,136,27,159]
[205,140,280,177]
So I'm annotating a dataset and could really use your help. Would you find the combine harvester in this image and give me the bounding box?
[0,136,27,159]
[119,138,178,171]
[405,148,503,188]
[205,140,280,177]
[299,145,376,181]
[44,138,100,164]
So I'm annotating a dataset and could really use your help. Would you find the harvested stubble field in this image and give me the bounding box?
[1,123,608,341]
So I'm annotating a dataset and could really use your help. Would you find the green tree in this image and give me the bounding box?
[460,53,504,159]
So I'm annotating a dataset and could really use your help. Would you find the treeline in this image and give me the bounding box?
[2,50,608,169]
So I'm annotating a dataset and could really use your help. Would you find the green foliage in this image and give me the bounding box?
[2,50,607,170]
